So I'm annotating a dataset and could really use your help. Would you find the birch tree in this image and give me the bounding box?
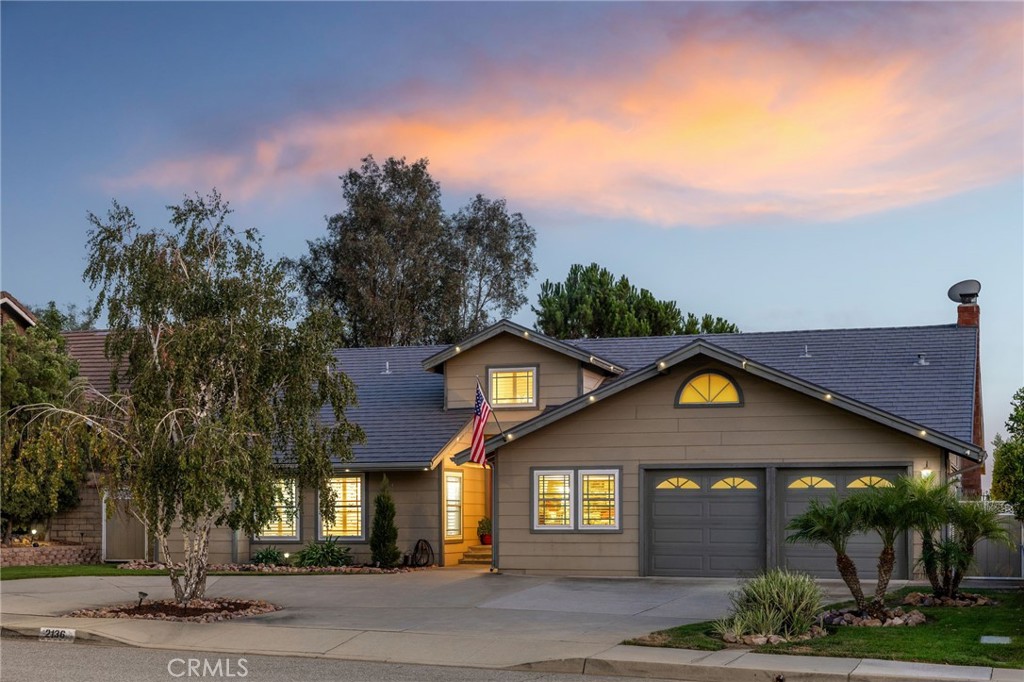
[63,190,362,603]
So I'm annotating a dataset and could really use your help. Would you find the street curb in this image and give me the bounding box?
[0,624,128,646]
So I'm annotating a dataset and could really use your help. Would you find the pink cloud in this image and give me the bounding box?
[108,7,1022,227]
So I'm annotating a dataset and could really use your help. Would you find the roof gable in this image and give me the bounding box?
[455,336,982,464]
[421,319,623,375]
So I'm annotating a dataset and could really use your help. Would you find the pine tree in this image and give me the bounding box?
[370,475,401,567]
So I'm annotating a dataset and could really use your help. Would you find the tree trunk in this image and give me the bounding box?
[920,533,942,597]
[43,516,53,542]
[872,544,896,607]
[835,551,868,612]
[158,532,185,603]
[174,519,213,604]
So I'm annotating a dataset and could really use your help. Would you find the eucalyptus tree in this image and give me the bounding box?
[56,191,363,603]
[785,494,867,612]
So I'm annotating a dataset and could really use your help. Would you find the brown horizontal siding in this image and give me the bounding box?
[496,358,939,576]
[444,334,580,425]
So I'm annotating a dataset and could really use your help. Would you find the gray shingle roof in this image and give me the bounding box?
[567,325,978,443]
[328,346,471,468]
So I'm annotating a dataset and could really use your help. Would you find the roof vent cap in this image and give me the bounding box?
[915,353,930,366]
[381,361,392,375]
[799,345,812,358]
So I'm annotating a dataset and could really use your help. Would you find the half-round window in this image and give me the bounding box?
[711,477,757,490]
[677,371,742,407]
[656,477,700,490]
[788,476,835,489]
[847,476,894,489]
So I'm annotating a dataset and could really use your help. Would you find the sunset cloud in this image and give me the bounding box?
[109,4,1022,227]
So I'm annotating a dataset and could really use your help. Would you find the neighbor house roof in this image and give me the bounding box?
[454,324,981,464]
[1,291,37,328]
[64,330,116,391]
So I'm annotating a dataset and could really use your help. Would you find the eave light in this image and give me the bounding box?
[824,393,832,400]
[919,430,928,437]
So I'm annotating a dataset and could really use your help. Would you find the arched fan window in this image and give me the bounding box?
[788,476,836,489]
[656,477,700,490]
[847,476,894,489]
[711,477,757,490]
[677,371,742,407]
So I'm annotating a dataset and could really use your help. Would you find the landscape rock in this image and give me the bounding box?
[767,635,784,645]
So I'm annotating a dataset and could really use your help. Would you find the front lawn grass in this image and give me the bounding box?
[626,587,1023,669]
[0,564,167,580]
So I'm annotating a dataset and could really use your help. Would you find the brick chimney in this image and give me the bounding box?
[957,303,979,328]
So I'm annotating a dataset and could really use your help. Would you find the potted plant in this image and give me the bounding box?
[477,517,492,546]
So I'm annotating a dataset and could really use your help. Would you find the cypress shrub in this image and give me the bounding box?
[370,475,401,568]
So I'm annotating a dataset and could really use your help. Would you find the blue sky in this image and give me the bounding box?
[2,2,1021,480]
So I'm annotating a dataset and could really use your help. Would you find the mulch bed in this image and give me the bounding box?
[118,560,430,574]
[69,598,279,623]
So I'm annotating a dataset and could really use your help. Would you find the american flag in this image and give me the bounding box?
[470,383,492,465]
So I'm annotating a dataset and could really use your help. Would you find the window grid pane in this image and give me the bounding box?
[445,474,463,538]
[537,473,571,526]
[491,369,535,406]
[581,473,616,527]
[322,477,362,538]
[261,481,298,538]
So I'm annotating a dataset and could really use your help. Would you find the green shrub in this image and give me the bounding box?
[294,537,353,567]
[370,475,401,568]
[250,546,286,566]
[716,569,823,639]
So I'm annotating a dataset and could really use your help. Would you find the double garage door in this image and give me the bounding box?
[646,467,908,579]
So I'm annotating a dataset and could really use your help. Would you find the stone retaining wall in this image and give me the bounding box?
[0,544,101,568]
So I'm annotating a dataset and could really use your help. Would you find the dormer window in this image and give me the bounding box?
[489,367,537,408]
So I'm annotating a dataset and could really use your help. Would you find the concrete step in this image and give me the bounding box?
[469,544,493,552]
[459,557,493,565]
[462,551,493,561]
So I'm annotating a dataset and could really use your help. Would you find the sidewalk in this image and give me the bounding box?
[1,572,1018,682]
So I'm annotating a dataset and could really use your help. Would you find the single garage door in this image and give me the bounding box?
[647,469,765,577]
[779,468,908,579]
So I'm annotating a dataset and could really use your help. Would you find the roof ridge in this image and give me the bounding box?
[566,323,960,344]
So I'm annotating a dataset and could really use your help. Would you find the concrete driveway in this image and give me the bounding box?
[2,566,856,640]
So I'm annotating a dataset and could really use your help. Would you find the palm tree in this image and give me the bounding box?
[847,481,911,614]
[900,476,955,596]
[786,494,867,612]
[942,499,1012,597]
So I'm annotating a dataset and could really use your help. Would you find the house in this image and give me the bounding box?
[59,286,985,578]
[1,291,37,333]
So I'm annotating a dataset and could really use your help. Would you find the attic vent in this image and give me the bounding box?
[915,353,930,366]
[799,345,812,358]
[382,361,392,375]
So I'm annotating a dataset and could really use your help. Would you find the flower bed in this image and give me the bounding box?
[69,598,278,623]
[118,560,429,574]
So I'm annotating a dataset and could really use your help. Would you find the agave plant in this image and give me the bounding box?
[786,494,867,612]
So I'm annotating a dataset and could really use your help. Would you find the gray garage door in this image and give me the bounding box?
[647,469,765,577]
[779,468,908,579]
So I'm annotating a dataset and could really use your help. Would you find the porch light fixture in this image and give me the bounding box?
[921,462,933,478]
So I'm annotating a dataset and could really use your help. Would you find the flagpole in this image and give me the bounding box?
[475,376,506,436]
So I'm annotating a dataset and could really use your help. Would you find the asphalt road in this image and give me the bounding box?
[0,638,677,682]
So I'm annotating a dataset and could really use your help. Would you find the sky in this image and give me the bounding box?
[2,2,1022,484]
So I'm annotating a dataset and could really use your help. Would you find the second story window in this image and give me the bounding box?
[489,367,536,408]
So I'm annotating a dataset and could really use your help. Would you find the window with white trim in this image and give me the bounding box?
[258,480,299,540]
[319,475,363,539]
[533,469,620,531]
[445,471,463,540]
[489,367,536,407]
